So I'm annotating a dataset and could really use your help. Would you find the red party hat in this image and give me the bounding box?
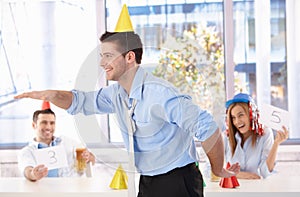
[219,162,240,188]
[41,101,51,110]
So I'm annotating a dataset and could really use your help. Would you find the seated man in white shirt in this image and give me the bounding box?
[18,103,95,181]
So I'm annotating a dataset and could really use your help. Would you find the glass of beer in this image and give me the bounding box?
[75,147,87,173]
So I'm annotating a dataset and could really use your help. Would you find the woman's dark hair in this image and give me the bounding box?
[100,31,143,64]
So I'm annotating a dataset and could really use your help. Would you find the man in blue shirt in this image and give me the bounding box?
[15,30,240,196]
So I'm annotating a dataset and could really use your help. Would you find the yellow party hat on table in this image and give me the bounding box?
[114,4,134,32]
[109,164,128,189]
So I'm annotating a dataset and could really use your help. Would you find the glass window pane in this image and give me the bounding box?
[0,1,98,148]
[232,0,287,103]
[232,0,298,140]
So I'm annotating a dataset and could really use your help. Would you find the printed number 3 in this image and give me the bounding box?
[48,150,58,164]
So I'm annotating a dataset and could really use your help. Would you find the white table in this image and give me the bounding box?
[0,177,126,197]
[204,173,300,197]
[0,174,299,197]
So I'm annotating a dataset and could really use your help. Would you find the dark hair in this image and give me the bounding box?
[32,109,56,123]
[100,31,143,64]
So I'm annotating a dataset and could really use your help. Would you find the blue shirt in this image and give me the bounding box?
[223,127,274,178]
[67,67,218,176]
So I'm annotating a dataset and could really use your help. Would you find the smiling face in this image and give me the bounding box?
[100,42,128,81]
[33,113,56,145]
[230,103,251,137]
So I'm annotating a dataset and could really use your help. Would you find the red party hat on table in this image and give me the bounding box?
[219,162,240,188]
[41,101,51,110]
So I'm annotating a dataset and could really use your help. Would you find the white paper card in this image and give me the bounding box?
[34,145,68,170]
[259,104,290,131]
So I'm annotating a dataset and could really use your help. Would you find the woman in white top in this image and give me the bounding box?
[224,93,289,179]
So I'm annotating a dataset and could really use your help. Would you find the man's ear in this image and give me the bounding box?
[32,122,36,129]
[125,51,136,63]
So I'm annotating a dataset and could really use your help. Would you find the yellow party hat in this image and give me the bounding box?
[114,4,134,32]
[109,164,128,190]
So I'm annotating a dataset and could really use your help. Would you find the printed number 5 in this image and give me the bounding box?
[271,111,281,124]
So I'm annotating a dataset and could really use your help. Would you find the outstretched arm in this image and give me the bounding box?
[266,126,289,172]
[14,90,73,110]
[202,128,240,178]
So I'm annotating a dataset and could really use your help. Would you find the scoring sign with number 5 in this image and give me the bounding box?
[260,104,289,131]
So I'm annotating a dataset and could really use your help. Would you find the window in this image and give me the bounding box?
[0,0,298,149]
[232,0,299,140]
[0,2,31,108]
[106,0,299,143]
[0,0,99,148]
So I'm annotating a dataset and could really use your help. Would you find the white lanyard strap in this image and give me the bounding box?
[123,99,137,196]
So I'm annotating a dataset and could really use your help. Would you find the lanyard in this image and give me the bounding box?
[122,70,147,196]
[123,98,137,196]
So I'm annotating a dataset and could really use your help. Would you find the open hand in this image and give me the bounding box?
[31,164,48,181]
[14,90,51,100]
[274,126,289,145]
[215,162,240,178]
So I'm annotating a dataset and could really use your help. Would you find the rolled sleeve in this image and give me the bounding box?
[66,89,79,115]
[66,89,115,115]
[168,95,218,142]
[259,128,274,178]
[194,113,218,141]
[259,161,272,178]
[17,146,36,176]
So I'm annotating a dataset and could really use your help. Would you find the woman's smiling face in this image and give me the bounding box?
[230,104,251,136]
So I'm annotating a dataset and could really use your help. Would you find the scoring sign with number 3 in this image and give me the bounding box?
[48,150,58,164]
[34,146,68,170]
